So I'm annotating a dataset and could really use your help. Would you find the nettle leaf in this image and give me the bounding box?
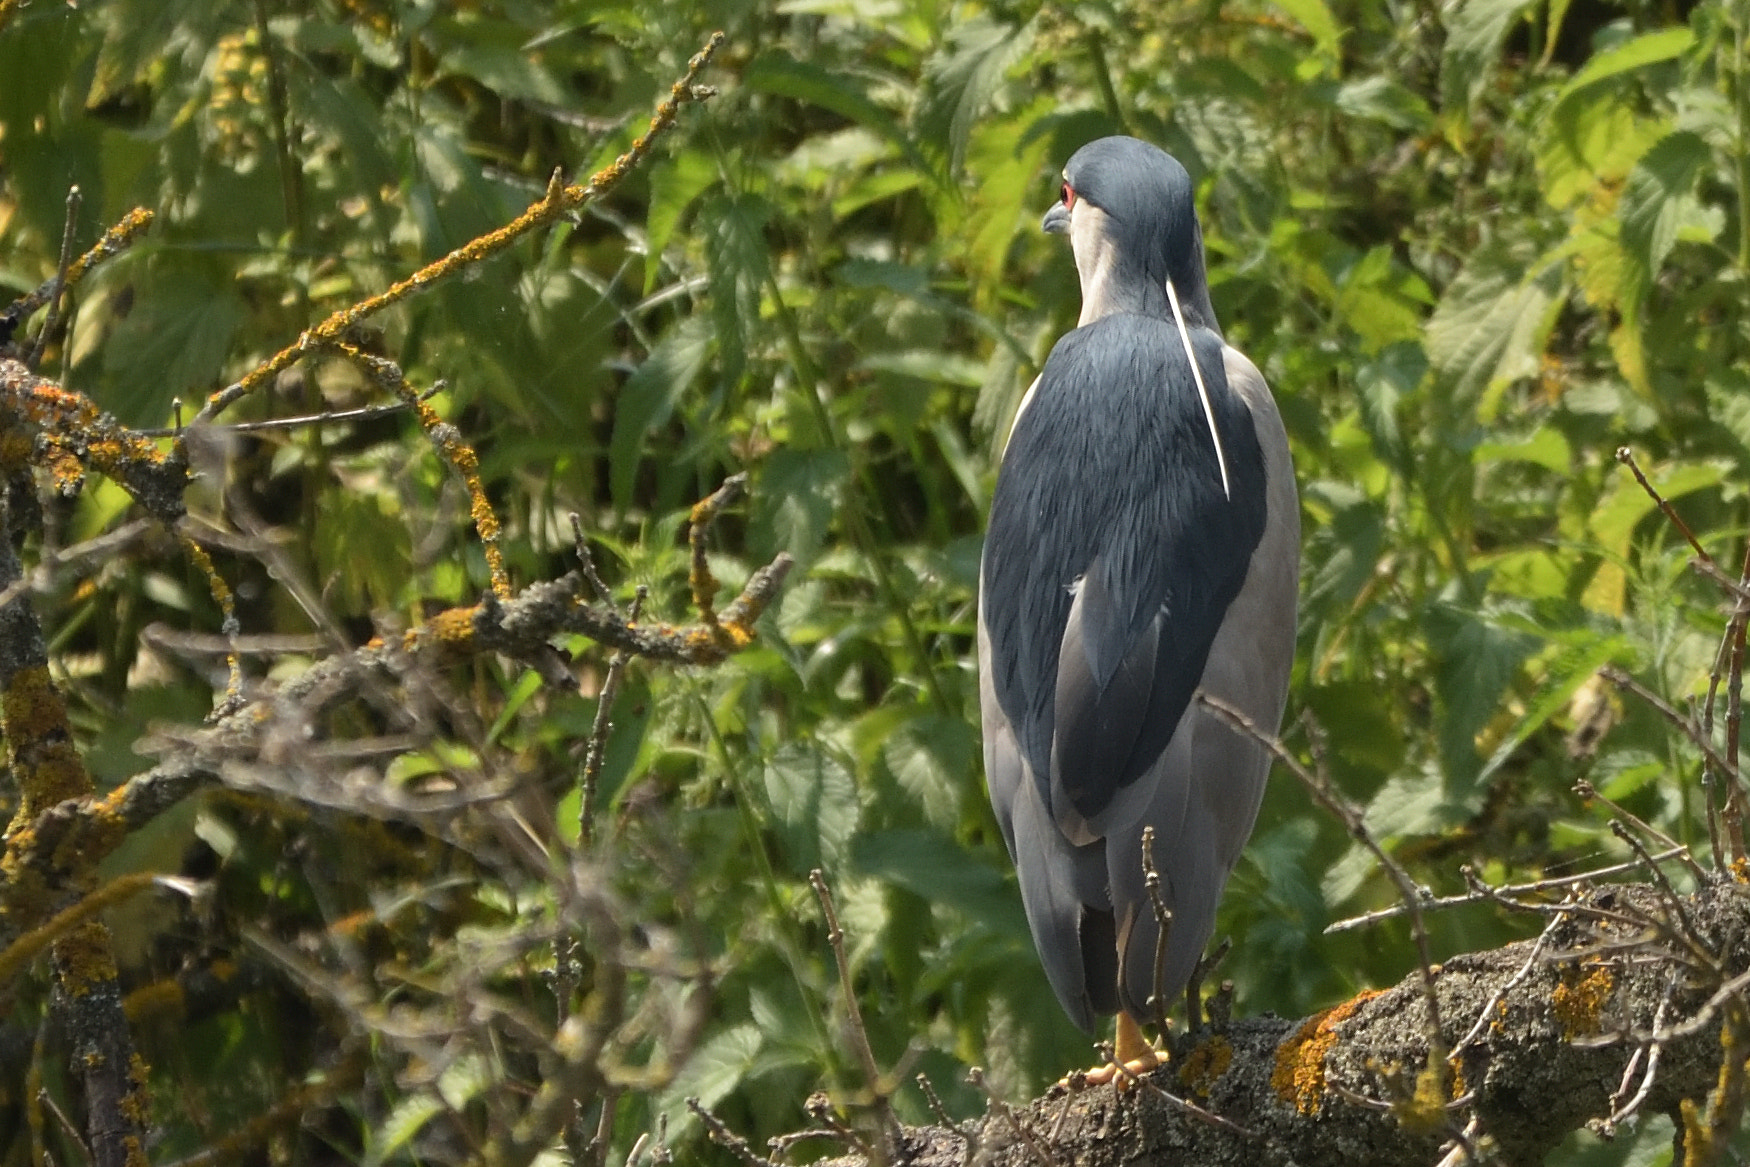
[699,192,773,388]
[1273,0,1344,67]
[1620,130,1716,277]
[743,50,924,172]
[1425,602,1540,793]
[1334,75,1434,132]
[750,448,850,570]
[609,316,712,511]
[917,14,1035,174]
[881,715,976,828]
[1536,92,1665,211]
[760,742,859,871]
[1424,248,1562,406]
[1439,0,1537,119]
[98,263,245,426]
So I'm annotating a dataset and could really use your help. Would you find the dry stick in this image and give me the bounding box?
[1449,905,1569,1059]
[804,1092,877,1160]
[1605,818,1709,963]
[25,185,82,370]
[807,869,899,1137]
[1618,445,1749,865]
[915,1073,955,1128]
[1575,781,1710,883]
[1326,850,1688,934]
[579,585,645,848]
[1601,666,1749,860]
[1196,695,1452,1092]
[966,1067,1063,1167]
[689,473,747,627]
[1602,968,1681,1133]
[686,1099,776,1167]
[1139,824,1174,1034]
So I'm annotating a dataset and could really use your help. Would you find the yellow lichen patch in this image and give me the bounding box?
[1731,856,1749,885]
[51,920,120,997]
[1177,1035,1233,1099]
[1272,989,1382,1115]
[420,605,479,649]
[1552,962,1615,1038]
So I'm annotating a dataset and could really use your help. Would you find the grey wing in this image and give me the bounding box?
[1108,347,1300,1019]
[979,586,1116,1032]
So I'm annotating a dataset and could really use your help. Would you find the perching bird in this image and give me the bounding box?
[978,136,1299,1071]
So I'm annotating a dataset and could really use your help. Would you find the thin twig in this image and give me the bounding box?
[580,586,645,847]
[1615,447,1710,560]
[1601,666,1748,860]
[686,1099,775,1167]
[967,1067,1062,1167]
[1198,695,1450,1079]
[1326,850,1689,933]
[808,869,898,1136]
[26,185,82,370]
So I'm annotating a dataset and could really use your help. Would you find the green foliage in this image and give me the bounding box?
[5,0,1750,1163]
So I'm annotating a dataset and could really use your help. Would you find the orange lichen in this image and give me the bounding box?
[1177,1035,1233,1099]
[1552,963,1615,1038]
[1731,856,1749,885]
[1272,989,1382,1115]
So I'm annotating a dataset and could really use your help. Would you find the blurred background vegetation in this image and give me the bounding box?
[2,0,1748,1162]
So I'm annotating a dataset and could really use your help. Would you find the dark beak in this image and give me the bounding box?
[1042,202,1071,234]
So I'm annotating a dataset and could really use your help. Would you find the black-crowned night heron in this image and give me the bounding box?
[978,136,1299,1075]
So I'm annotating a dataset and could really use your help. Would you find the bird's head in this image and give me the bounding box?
[1043,136,1220,333]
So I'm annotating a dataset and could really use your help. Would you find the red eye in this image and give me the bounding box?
[1061,182,1077,209]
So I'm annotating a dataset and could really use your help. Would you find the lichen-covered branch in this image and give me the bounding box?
[806,879,1750,1167]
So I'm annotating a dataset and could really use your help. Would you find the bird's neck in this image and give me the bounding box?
[1074,240,1220,333]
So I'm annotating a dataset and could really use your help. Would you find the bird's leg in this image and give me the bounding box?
[1080,1012,1162,1088]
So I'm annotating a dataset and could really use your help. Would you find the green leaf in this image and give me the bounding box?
[1424,248,1562,405]
[881,716,976,828]
[645,150,720,292]
[609,317,713,511]
[760,742,859,871]
[1424,602,1540,791]
[98,263,245,426]
[850,829,1026,929]
[743,50,924,170]
[918,15,1035,173]
[1552,26,1694,107]
[1272,0,1344,62]
[1440,0,1537,116]
[699,192,774,388]
[750,449,851,570]
[1619,130,1714,277]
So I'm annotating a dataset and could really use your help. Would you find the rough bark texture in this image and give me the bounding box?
[806,880,1749,1167]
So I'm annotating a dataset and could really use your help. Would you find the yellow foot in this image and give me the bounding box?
[1077,1013,1162,1089]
